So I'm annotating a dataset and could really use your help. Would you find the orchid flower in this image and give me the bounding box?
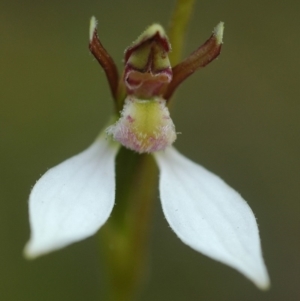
[24,16,270,290]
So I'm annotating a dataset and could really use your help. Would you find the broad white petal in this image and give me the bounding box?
[154,147,270,289]
[24,135,120,258]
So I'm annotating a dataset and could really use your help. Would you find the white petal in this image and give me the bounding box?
[154,147,270,289]
[24,135,120,258]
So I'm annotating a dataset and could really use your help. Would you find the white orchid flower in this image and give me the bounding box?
[24,17,270,290]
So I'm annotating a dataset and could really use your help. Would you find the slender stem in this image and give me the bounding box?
[99,147,158,301]
[168,0,195,66]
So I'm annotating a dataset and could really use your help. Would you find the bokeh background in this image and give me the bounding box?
[1,0,299,300]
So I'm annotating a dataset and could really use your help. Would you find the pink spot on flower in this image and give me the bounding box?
[126,115,135,123]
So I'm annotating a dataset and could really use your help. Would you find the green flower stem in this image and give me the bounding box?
[168,0,195,66]
[99,147,158,301]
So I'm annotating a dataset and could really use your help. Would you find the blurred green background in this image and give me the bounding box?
[1,0,299,300]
